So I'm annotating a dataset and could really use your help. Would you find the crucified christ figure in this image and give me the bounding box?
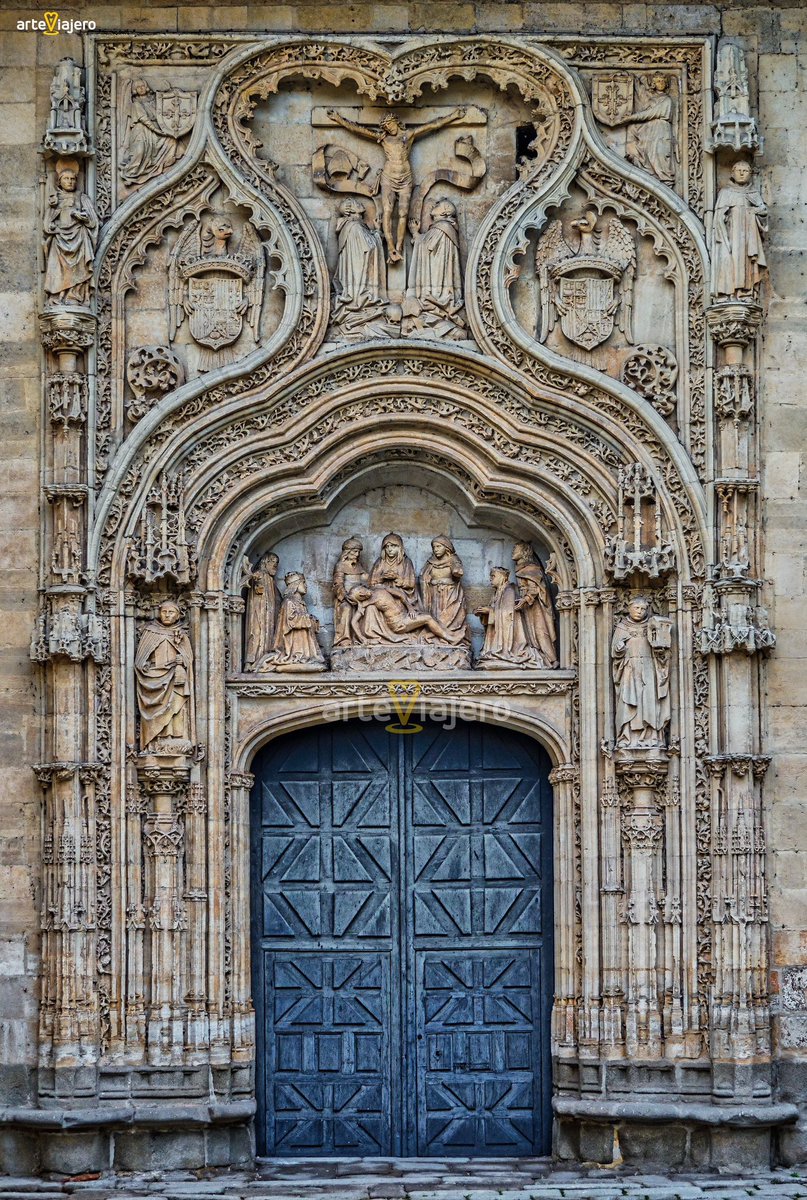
[325,107,466,262]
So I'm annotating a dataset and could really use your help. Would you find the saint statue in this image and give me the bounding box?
[611,597,672,751]
[332,197,392,340]
[43,161,98,307]
[420,535,468,640]
[243,552,281,670]
[512,542,559,668]
[402,197,466,340]
[261,572,325,673]
[475,567,543,669]
[325,107,466,261]
[618,74,676,185]
[120,79,183,187]
[711,160,768,299]
[134,601,195,753]
[369,532,419,607]
[332,536,369,648]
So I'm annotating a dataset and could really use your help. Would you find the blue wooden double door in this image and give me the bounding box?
[251,719,554,1157]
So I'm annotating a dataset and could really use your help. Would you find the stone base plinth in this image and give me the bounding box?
[331,641,472,672]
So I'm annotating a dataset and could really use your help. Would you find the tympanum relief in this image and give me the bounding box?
[239,523,558,674]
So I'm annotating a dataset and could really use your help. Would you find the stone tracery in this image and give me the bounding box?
[28,27,781,1172]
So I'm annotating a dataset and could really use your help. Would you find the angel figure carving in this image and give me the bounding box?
[535,210,636,351]
[168,212,265,372]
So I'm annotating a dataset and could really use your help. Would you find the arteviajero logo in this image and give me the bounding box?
[17,11,97,33]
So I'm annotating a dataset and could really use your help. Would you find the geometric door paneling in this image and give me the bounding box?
[251,720,553,1157]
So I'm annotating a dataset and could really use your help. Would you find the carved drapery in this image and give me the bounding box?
[31,31,775,1150]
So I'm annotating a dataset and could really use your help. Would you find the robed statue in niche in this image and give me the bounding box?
[43,160,98,307]
[243,552,281,670]
[260,572,325,673]
[611,596,672,751]
[420,535,469,641]
[476,566,545,669]
[134,601,196,753]
[512,542,559,668]
[711,160,767,299]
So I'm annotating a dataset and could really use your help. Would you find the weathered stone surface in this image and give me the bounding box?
[0,0,805,1178]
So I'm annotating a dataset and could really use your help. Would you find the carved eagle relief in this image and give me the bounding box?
[168,211,265,371]
[535,210,636,350]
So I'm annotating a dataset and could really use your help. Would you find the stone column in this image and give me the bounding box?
[228,771,256,1062]
[549,764,579,1056]
[617,758,668,1059]
[704,299,772,1099]
[139,765,189,1066]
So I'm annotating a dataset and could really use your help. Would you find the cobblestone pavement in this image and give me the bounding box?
[2,1161,807,1200]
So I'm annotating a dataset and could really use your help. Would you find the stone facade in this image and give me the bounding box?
[0,0,807,1177]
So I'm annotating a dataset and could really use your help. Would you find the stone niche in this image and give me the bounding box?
[249,75,542,342]
[236,478,555,669]
[509,185,678,385]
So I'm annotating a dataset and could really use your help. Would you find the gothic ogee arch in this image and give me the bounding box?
[30,28,787,1171]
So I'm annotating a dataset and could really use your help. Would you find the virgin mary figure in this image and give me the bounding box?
[369,532,419,608]
[332,197,390,339]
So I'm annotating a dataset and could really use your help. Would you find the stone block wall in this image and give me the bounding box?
[1,0,806,1169]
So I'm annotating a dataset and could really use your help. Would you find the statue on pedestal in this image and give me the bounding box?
[711,160,767,299]
[43,160,98,307]
[612,597,672,751]
[135,601,195,754]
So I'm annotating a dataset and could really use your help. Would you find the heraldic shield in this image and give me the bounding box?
[156,89,197,138]
[185,267,249,351]
[553,265,620,350]
[168,212,266,373]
